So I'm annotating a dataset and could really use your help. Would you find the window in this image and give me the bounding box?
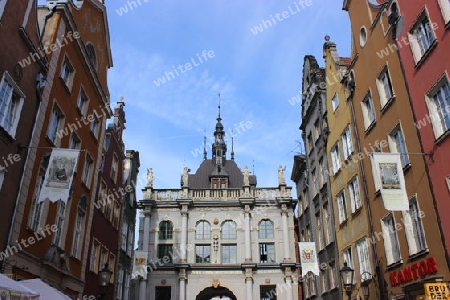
[159,221,173,240]
[121,222,128,250]
[318,158,325,187]
[311,168,318,195]
[307,133,313,153]
[409,14,436,63]
[342,125,353,158]
[306,225,311,242]
[332,93,339,111]
[108,253,116,283]
[53,201,66,247]
[314,119,320,141]
[195,221,211,240]
[388,124,410,168]
[438,0,450,23]
[69,133,81,150]
[336,191,348,224]
[71,209,85,258]
[112,200,120,228]
[381,213,401,265]
[426,78,450,138]
[348,177,362,213]
[77,88,89,115]
[195,245,211,263]
[155,286,171,300]
[221,244,237,263]
[447,175,450,192]
[259,220,274,239]
[157,244,173,263]
[377,67,394,107]
[328,261,337,288]
[28,166,45,231]
[0,72,25,137]
[316,212,324,250]
[0,169,4,192]
[259,243,275,263]
[60,57,75,90]
[99,247,108,271]
[260,285,277,300]
[323,203,333,244]
[343,247,355,283]
[104,193,112,220]
[90,240,100,272]
[221,221,237,239]
[402,196,427,255]
[117,267,124,300]
[356,239,372,281]
[331,143,341,174]
[47,105,64,144]
[127,226,133,256]
[98,181,106,209]
[90,113,100,139]
[85,44,97,69]
[82,154,93,185]
[124,273,130,300]
[360,26,367,47]
[361,92,376,129]
[111,154,118,183]
[320,268,328,293]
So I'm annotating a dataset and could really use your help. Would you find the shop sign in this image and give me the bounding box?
[424,283,449,299]
[390,257,438,286]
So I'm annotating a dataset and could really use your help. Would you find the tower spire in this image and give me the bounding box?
[231,136,235,160]
[203,133,207,160]
[218,93,221,119]
[212,94,226,165]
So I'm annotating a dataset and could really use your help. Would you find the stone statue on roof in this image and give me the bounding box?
[243,166,249,186]
[278,165,286,185]
[182,167,190,187]
[147,168,154,187]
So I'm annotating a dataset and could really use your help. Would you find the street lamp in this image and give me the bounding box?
[361,279,369,300]
[340,262,355,300]
[98,265,112,300]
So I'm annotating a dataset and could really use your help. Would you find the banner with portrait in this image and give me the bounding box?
[132,251,148,279]
[298,242,319,276]
[38,149,80,204]
[371,153,408,211]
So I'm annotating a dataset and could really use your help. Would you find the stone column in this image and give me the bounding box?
[281,204,291,261]
[245,268,253,299]
[244,207,252,262]
[139,210,151,300]
[179,269,187,300]
[180,208,188,262]
[285,276,294,300]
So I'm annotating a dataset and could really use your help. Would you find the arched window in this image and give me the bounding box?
[85,44,96,69]
[221,221,236,239]
[259,220,274,239]
[196,221,211,239]
[159,221,173,240]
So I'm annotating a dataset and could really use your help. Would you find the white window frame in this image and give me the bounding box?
[361,92,376,130]
[0,72,25,137]
[316,212,324,250]
[331,142,341,174]
[110,154,118,183]
[408,11,437,64]
[356,238,372,281]
[121,221,128,250]
[388,123,410,168]
[76,87,89,115]
[127,226,133,256]
[342,125,353,158]
[343,247,356,284]
[52,200,66,247]
[82,153,93,186]
[332,93,339,111]
[0,169,4,192]
[376,66,395,107]
[381,213,402,266]
[328,261,336,289]
[117,267,124,300]
[259,243,275,263]
[425,74,450,139]
[60,55,75,91]
[314,119,320,141]
[221,221,237,239]
[124,272,130,300]
[47,104,64,146]
[438,0,450,23]
[323,203,333,245]
[28,171,44,231]
[90,239,100,273]
[90,112,100,139]
[71,208,85,258]
[69,133,81,150]
[221,244,237,263]
[348,176,362,213]
[402,195,427,256]
[336,191,348,224]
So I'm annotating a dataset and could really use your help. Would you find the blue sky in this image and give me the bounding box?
[103,0,352,196]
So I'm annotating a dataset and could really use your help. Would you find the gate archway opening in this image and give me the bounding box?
[195,286,237,300]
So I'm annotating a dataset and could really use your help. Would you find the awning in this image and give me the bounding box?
[20,279,72,300]
[0,273,40,299]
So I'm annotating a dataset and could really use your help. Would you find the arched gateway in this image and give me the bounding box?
[195,286,237,300]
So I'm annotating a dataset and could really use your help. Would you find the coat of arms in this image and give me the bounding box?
[302,247,315,263]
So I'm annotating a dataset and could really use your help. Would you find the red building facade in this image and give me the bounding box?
[84,102,126,300]
[394,0,450,265]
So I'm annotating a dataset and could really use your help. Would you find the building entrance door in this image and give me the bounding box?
[195,286,237,300]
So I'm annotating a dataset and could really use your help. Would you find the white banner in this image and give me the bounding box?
[38,149,80,204]
[371,153,408,211]
[298,242,319,276]
[132,250,148,279]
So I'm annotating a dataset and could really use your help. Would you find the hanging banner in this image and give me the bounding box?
[132,250,148,279]
[371,153,408,211]
[38,149,80,204]
[298,242,319,276]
